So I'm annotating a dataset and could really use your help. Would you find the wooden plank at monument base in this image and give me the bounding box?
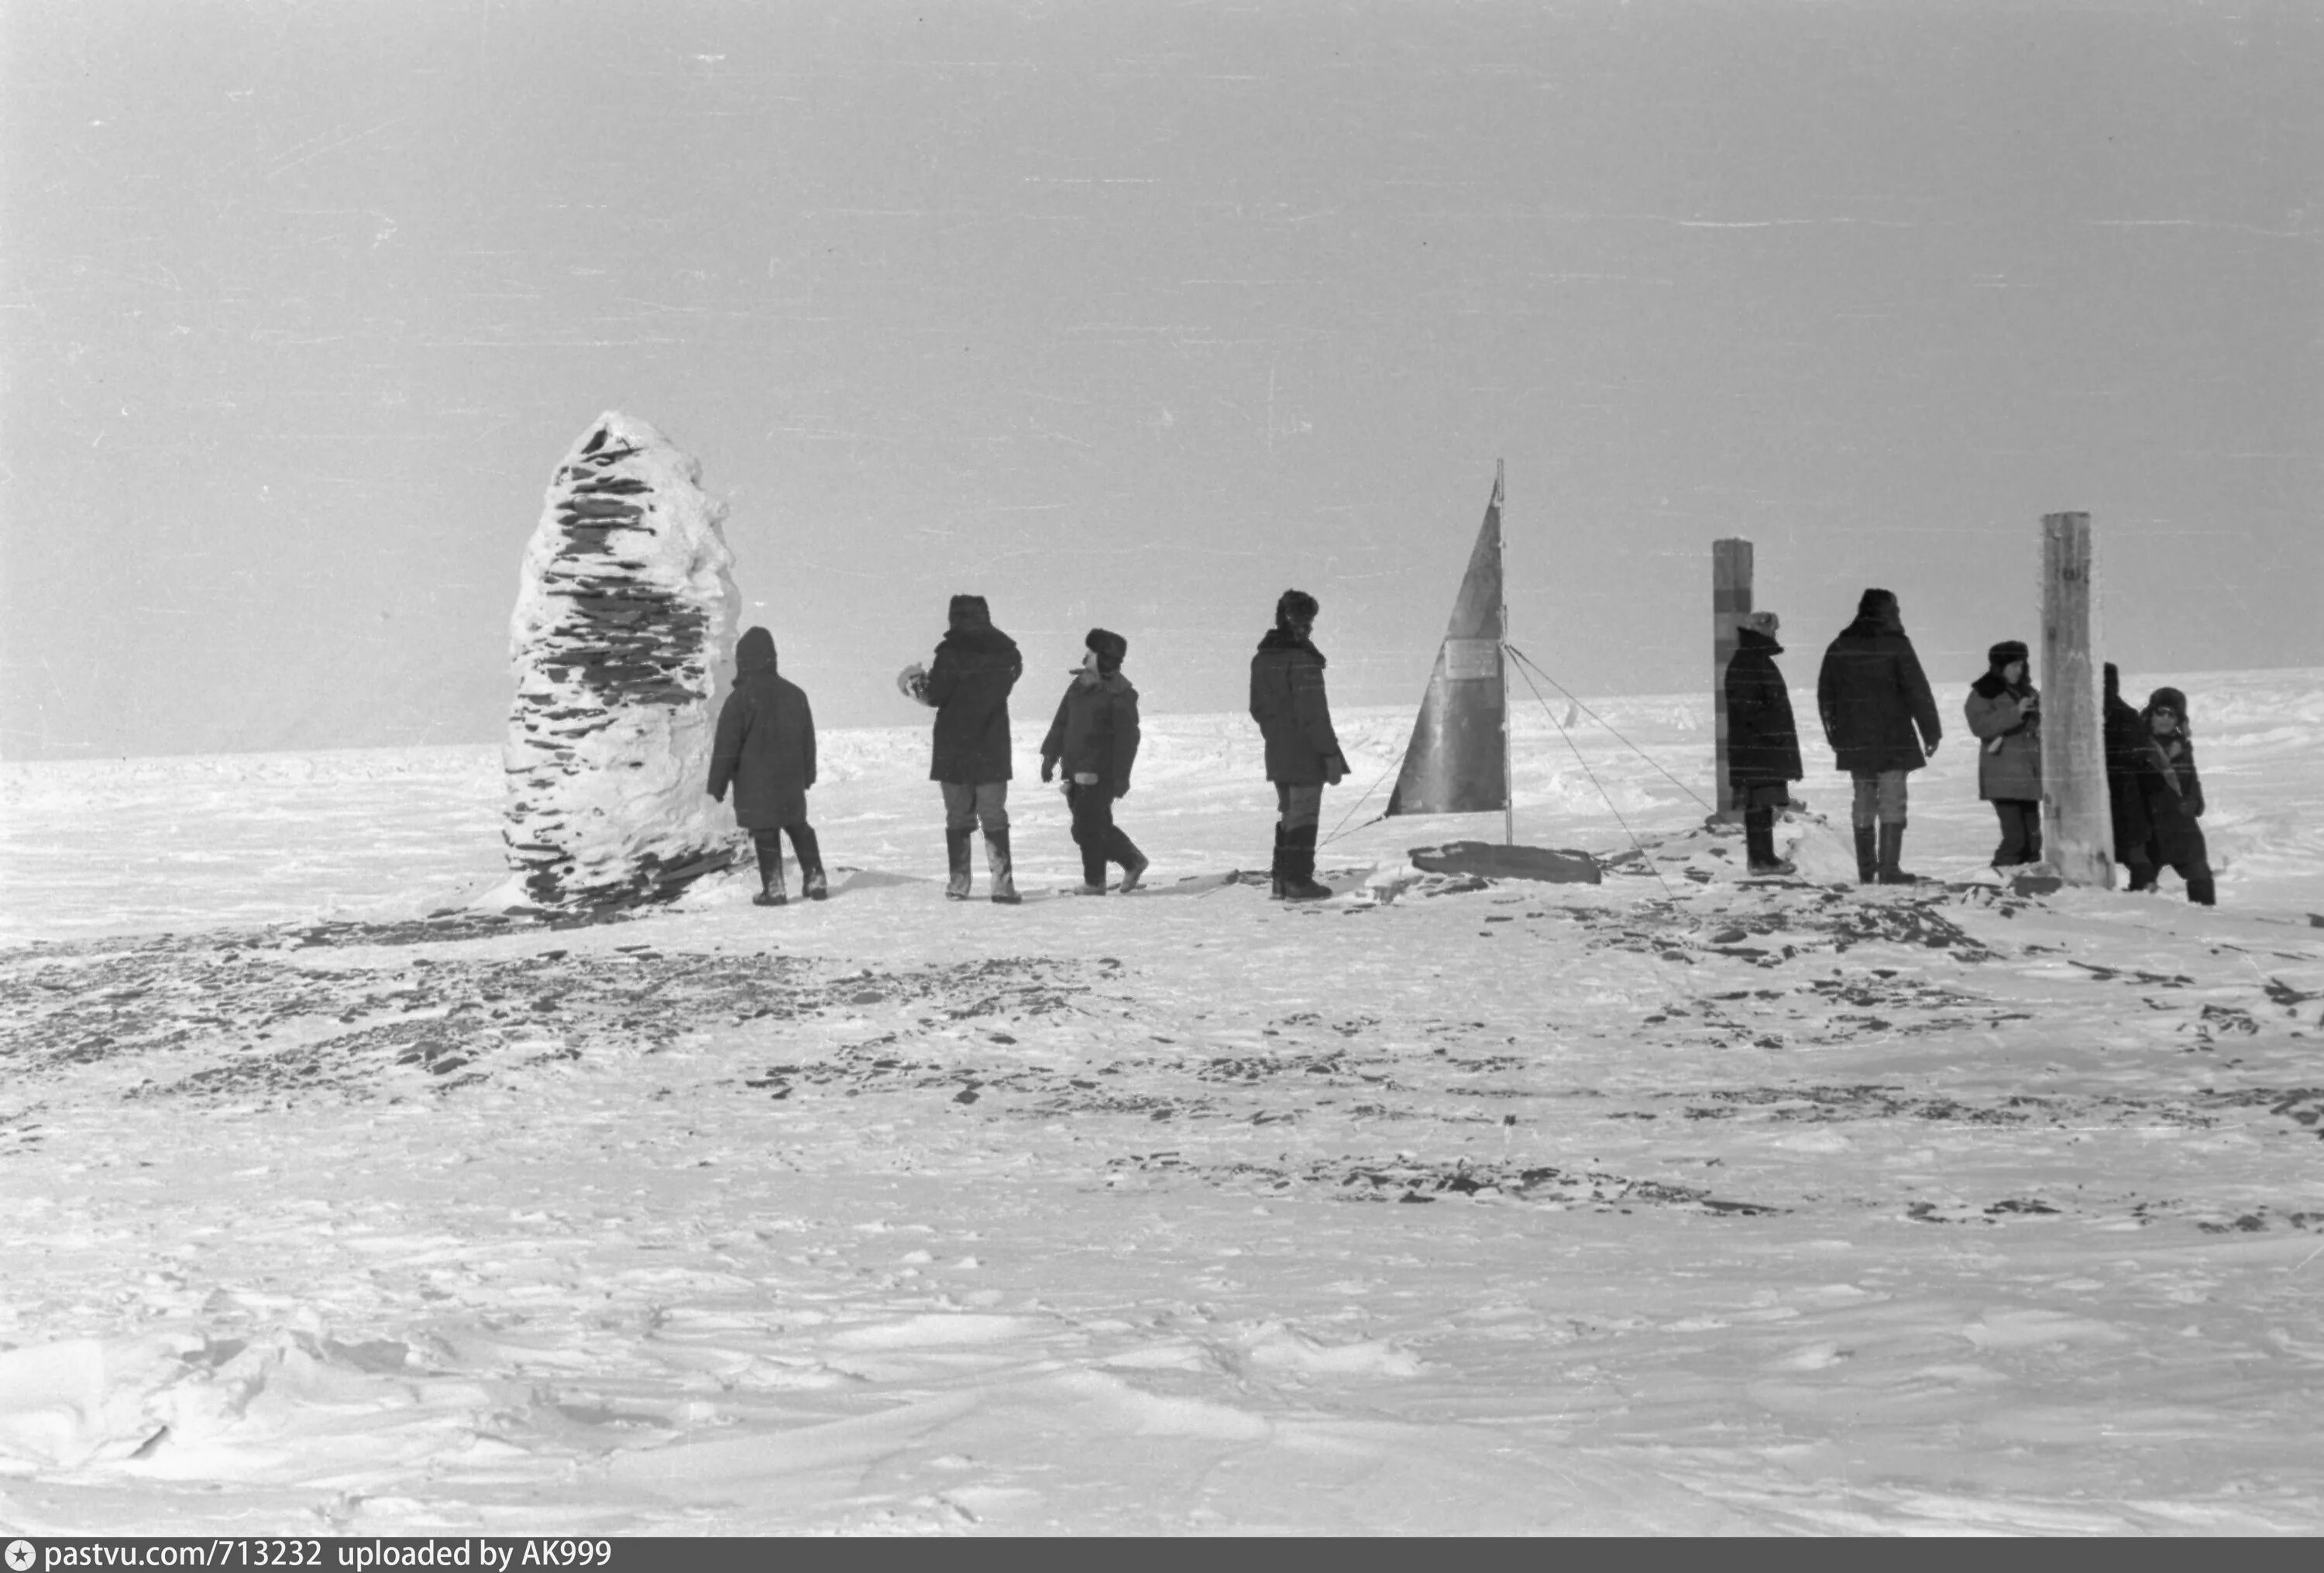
[1408,841,1602,884]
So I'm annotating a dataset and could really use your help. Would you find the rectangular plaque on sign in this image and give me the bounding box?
[1444,638,1500,682]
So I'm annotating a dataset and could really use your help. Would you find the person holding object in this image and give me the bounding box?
[1817,588,1942,884]
[1723,610,1803,878]
[1040,629,1147,895]
[1249,589,1349,901]
[707,626,826,907]
[910,594,1023,904]
[1965,639,2043,869]
[2130,685,2216,905]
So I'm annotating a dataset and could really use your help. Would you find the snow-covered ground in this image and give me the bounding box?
[3,671,2321,1534]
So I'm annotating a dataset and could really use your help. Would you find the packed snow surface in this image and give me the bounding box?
[3,671,2321,1534]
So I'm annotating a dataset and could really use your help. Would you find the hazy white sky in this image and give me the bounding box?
[4,0,2316,759]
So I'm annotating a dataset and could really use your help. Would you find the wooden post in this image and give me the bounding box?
[1710,538,1754,821]
[2040,513,2113,887]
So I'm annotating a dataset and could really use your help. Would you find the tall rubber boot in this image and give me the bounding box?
[1852,824,1878,886]
[2185,871,2216,907]
[1269,823,1287,899]
[944,828,974,900]
[1745,808,1795,877]
[752,831,787,908]
[1281,823,1332,902]
[789,825,828,901]
[1875,821,1920,885]
[985,827,1021,905]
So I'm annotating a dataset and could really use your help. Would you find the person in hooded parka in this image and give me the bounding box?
[1040,628,1147,895]
[920,594,1023,903]
[2102,662,2156,890]
[2129,685,2216,905]
[1817,587,1943,884]
[1248,589,1349,901]
[706,627,826,906]
[1723,609,1803,877]
[1964,639,2043,868]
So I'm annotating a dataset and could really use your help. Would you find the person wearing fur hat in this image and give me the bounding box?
[2128,685,2216,905]
[1965,640,2043,867]
[1249,589,1349,900]
[1040,629,1148,894]
[1817,588,1942,884]
[2102,663,2156,890]
[1723,610,1803,876]
[916,594,1023,903]
[707,627,827,906]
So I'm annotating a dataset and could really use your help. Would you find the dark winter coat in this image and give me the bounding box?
[1249,629,1347,785]
[1040,671,1140,796]
[924,596,1021,784]
[1816,601,1941,774]
[1722,625,1803,785]
[2133,687,2208,865]
[2102,664,2152,857]
[1965,654,2041,802]
[707,627,816,829]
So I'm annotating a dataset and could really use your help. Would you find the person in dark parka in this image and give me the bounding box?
[1964,639,2043,867]
[1249,589,1349,900]
[1040,629,1147,894]
[2129,685,2216,905]
[707,627,825,906]
[1817,588,1943,884]
[2102,663,2156,890]
[920,594,1023,903]
[1723,610,1803,876]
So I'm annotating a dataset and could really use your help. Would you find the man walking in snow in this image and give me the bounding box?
[1724,609,1803,877]
[1250,589,1349,901]
[707,627,827,906]
[915,594,1023,903]
[1817,588,1942,884]
[1040,628,1148,895]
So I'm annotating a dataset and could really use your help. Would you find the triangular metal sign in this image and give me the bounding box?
[1386,466,1508,818]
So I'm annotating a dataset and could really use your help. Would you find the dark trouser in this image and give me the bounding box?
[1275,781,1325,830]
[1849,771,1909,829]
[751,824,822,891]
[1067,783,1142,888]
[2139,820,2216,905]
[1731,777,1789,867]
[1990,799,2042,866]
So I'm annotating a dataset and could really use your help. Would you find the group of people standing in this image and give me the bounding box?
[706,589,1352,905]
[1722,587,2216,902]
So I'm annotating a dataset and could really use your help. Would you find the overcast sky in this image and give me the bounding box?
[4,0,2316,759]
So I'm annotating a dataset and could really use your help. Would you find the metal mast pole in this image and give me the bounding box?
[1498,459,1512,847]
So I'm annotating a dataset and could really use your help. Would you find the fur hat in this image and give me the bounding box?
[1085,627,1129,674]
[1856,587,1898,621]
[1275,589,1320,632]
[947,593,991,631]
[736,626,777,675]
[1986,640,2029,672]
[1742,610,1779,636]
[2146,685,2188,719]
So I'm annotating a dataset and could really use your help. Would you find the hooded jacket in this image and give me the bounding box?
[1964,640,2041,802]
[707,627,816,828]
[1816,590,1942,774]
[1249,627,1347,785]
[923,595,1022,784]
[1040,668,1140,795]
[1723,623,1803,785]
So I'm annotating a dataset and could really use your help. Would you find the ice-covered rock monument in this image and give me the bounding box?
[500,413,743,909]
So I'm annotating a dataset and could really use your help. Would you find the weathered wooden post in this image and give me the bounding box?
[2040,512,2113,886]
[1711,537,1754,821]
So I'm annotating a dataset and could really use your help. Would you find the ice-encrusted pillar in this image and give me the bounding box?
[1710,537,1754,822]
[2040,511,2113,888]
[501,412,744,909]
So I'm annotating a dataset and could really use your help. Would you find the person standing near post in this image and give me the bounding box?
[1965,639,2043,869]
[2102,663,2156,891]
[1040,629,1147,895]
[707,626,827,907]
[1249,589,1349,901]
[1723,610,1803,877]
[1817,588,1942,884]
[2130,685,2216,906]
[916,594,1023,904]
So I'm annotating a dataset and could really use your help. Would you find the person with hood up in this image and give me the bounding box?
[1040,629,1147,895]
[2102,663,2155,890]
[1817,588,1943,884]
[2129,685,2216,905]
[1964,640,2043,868]
[1249,589,1349,900]
[1722,610,1803,877]
[915,594,1023,903]
[706,627,826,906]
